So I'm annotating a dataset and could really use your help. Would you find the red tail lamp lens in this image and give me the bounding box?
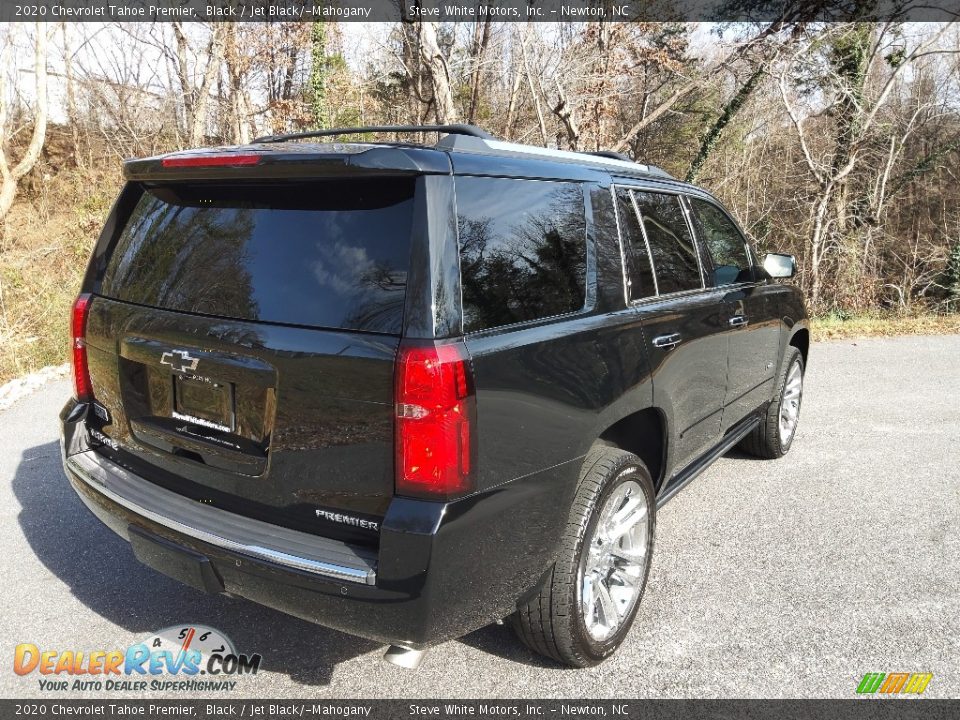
[71,294,93,402]
[395,343,475,499]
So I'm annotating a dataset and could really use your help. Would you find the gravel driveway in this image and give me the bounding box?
[1,335,957,699]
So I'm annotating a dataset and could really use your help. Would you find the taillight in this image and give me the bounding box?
[395,342,475,499]
[160,154,261,168]
[71,294,93,402]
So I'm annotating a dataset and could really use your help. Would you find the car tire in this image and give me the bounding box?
[509,447,656,667]
[740,346,804,459]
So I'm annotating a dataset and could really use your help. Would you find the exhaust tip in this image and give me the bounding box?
[383,645,426,670]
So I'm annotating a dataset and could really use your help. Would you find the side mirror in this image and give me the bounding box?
[763,252,796,279]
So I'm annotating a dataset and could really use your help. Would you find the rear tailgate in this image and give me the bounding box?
[80,174,416,546]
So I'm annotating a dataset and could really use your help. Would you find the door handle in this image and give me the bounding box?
[728,315,749,328]
[652,333,682,349]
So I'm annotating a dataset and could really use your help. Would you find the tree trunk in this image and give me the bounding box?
[189,25,225,146]
[591,21,611,151]
[807,190,833,312]
[0,24,48,222]
[467,17,491,125]
[519,29,548,145]
[223,25,250,144]
[172,23,194,136]
[504,29,525,139]
[417,21,457,124]
[61,22,80,165]
[553,79,580,150]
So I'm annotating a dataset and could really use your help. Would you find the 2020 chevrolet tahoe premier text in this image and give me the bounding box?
[60,125,808,668]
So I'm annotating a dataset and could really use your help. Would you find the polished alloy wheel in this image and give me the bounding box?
[580,478,649,642]
[779,361,803,445]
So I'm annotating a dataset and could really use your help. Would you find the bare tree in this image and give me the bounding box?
[415,20,457,124]
[170,22,226,145]
[778,23,958,309]
[467,17,492,124]
[222,24,254,143]
[0,24,48,222]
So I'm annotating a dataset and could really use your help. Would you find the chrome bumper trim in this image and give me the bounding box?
[65,450,377,585]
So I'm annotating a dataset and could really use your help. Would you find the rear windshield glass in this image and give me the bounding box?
[100,179,415,333]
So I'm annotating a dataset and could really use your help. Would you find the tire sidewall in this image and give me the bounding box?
[570,459,656,663]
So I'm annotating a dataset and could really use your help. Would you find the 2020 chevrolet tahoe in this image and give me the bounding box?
[60,125,809,668]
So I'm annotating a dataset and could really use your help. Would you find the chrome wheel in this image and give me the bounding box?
[779,361,803,446]
[580,477,649,642]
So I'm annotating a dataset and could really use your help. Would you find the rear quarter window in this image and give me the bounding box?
[99,178,415,333]
[455,176,587,333]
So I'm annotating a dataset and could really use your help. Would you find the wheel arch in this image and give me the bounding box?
[789,327,809,368]
[593,407,668,493]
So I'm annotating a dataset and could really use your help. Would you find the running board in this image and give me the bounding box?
[656,415,760,508]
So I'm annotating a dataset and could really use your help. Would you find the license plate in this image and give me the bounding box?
[173,375,234,432]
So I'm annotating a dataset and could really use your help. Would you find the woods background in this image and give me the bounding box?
[2,19,960,382]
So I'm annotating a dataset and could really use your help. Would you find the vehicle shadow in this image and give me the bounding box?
[458,624,561,670]
[12,441,378,686]
[722,448,767,462]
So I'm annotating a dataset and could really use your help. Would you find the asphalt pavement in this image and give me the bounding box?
[1,335,957,699]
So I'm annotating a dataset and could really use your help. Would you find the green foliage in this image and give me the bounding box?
[686,66,765,183]
[885,47,906,68]
[827,307,853,322]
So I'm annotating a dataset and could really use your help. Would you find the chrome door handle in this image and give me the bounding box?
[652,333,682,349]
[728,315,749,328]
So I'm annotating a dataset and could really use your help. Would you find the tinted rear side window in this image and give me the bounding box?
[456,177,587,333]
[632,192,702,295]
[100,179,414,333]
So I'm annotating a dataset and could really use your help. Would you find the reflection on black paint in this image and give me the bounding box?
[456,177,587,333]
[633,191,701,295]
[101,179,415,333]
[615,188,657,301]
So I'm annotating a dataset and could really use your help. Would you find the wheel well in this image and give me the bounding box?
[596,408,666,491]
[790,328,809,367]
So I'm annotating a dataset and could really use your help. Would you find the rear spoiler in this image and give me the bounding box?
[123,144,451,181]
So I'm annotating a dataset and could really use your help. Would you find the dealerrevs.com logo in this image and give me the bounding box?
[14,625,261,693]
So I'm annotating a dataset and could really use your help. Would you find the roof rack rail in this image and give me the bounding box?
[582,150,633,162]
[252,124,495,144]
[438,135,675,179]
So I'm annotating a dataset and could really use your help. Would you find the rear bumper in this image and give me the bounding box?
[60,402,579,648]
[65,450,378,585]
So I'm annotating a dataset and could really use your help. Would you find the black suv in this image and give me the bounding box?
[60,125,808,668]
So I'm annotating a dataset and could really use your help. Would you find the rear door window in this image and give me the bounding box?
[632,191,702,295]
[689,197,754,286]
[455,176,587,333]
[100,178,415,333]
[614,188,656,301]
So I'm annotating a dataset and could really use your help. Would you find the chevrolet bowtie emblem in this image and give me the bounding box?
[160,349,199,374]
